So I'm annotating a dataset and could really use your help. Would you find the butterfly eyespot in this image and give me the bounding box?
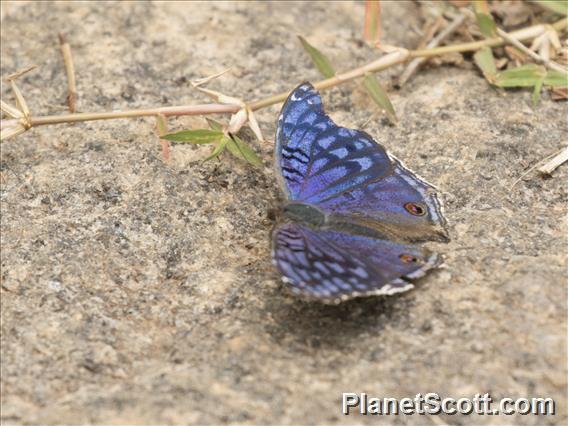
[399,254,420,263]
[404,202,426,216]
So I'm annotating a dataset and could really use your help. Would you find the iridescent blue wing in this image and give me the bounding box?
[275,83,392,203]
[272,223,440,303]
[275,82,448,241]
[317,158,448,242]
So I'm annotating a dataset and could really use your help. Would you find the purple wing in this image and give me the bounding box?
[272,223,440,303]
[275,82,448,241]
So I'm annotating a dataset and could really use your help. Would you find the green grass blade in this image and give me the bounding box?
[474,47,497,82]
[494,64,547,87]
[473,1,497,37]
[475,12,497,37]
[530,0,568,15]
[544,69,568,87]
[298,35,336,78]
[204,137,229,162]
[225,135,263,167]
[363,0,381,42]
[472,1,497,83]
[363,74,397,124]
[206,118,224,131]
[162,129,224,144]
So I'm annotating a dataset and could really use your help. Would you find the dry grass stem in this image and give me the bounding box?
[58,33,78,113]
[496,28,567,72]
[509,146,567,190]
[250,49,410,110]
[399,13,467,86]
[363,0,382,43]
[411,17,567,58]
[155,113,170,161]
[191,68,232,87]
[1,100,23,119]
[5,65,37,81]
[1,17,566,142]
[538,146,568,176]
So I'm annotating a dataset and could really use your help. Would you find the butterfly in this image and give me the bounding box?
[271,82,449,303]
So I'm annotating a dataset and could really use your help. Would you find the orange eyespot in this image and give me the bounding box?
[404,202,426,216]
[399,254,420,264]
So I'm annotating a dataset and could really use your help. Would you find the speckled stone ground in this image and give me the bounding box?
[1,2,566,425]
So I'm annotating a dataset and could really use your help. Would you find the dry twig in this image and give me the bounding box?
[496,28,567,73]
[399,13,467,87]
[59,33,77,112]
[538,146,568,176]
[1,17,566,142]
[509,146,567,190]
[155,114,170,161]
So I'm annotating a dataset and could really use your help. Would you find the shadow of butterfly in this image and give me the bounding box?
[272,82,449,303]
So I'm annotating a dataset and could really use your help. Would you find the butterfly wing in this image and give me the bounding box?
[275,82,448,241]
[272,223,440,303]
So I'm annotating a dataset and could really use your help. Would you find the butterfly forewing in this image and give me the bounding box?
[275,83,392,203]
[275,82,448,242]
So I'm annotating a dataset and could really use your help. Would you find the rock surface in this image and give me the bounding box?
[1,2,566,425]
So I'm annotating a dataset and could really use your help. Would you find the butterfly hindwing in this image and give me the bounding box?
[272,223,440,303]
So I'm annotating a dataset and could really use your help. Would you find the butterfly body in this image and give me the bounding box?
[272,82,449,303]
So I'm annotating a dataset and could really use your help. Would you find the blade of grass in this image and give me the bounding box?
[530,0,568,15]
[225,135,263,167]
[494,64,547,87]
[162,129,224,143]
[474,47,498,82]
[473,0,497,36]
[473,1,498,82]
[206,118,224,131]
[298,35,336,78]
[475,13,497,38]
[363,0,381,43]
[362,73,397,124]
[544,69,568,86]
[532,75,545,107]
[204,137,229,162]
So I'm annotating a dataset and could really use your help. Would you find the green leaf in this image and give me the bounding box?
[544,69,568,87]
[532,75,545,108]
[474,47,497,82]
[162,129,223,144]
[494,64,547,87]
[206,118,224,131]
[203,137,229,162]
[473,1,496,37]
[362,74,397,124]
[225,135,263,167]
[475,12,497,37]
[530,0,568,15]
[298,35,336,78]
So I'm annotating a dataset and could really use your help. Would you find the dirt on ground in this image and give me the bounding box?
[1,2,566,425]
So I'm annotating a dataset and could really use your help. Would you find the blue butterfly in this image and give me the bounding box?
[272,82,449,303]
